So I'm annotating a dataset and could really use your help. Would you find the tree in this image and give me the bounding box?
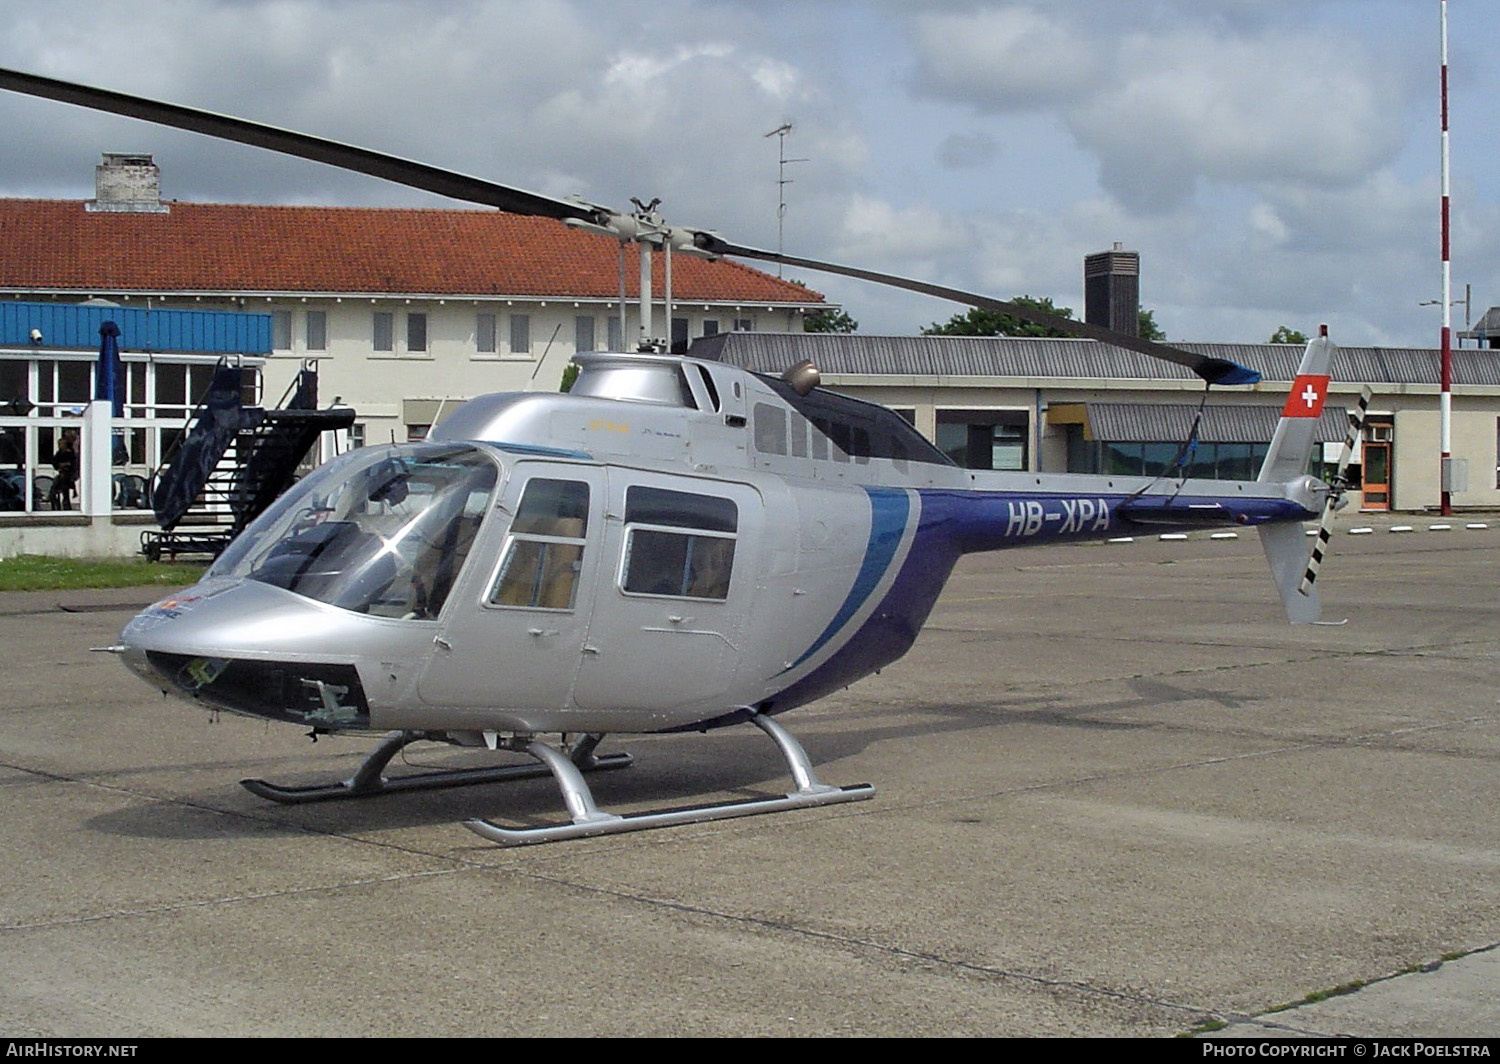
[923,295,1076,337]
[1138,308,1166,341]
[559,363,579,392]
[803,307,859,333]
[1268,326,1308,345]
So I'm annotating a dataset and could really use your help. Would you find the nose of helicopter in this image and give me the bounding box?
[117,579,376,729]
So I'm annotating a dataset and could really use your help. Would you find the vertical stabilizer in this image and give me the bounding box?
[1255,329,1336,624]
[1258,331,1335,484]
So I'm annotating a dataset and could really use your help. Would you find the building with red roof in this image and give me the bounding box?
[1,154,827,444]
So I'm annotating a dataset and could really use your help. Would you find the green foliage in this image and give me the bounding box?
[923,296,1076,338]
[0,555,207,592]
[1269,325,1308,345]
[559,363,580,392]
[1138,308,1166,341]
[803,307,858,333]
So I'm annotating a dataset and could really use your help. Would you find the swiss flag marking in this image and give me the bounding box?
[1282,374,1331,418]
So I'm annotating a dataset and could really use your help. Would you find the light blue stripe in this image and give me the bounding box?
[785,487,909,671]
[491,441,593,461]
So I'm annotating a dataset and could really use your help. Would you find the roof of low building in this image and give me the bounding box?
[0,199,825,305]
[696,332,1500,387]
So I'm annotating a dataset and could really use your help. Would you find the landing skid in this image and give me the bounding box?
[240,730,632,805]
[464,712,874,847]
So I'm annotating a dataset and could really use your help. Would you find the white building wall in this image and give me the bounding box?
[248,297,803,449]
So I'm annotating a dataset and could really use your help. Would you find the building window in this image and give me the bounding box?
[733,318,753,332]
[509,314,531,357]
[477,313,496,354]
[407,312,427,353]
[936,411,1029,471]
[575,315,596,354]
[702,319,720,337]
[373,312,394,352]
[305,311,327,352]
[607,315,624,352]
[272,310,292,351]
[349,423,365,450]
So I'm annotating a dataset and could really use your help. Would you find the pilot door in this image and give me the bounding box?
[417,464,603,714]
[571,473,759,716]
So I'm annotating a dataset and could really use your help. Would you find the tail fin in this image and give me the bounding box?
[1260,521,1321,624]
[1258,329,1335,484]
[1256,329,1337,624]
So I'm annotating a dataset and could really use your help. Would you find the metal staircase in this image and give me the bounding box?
[142,362,356,561]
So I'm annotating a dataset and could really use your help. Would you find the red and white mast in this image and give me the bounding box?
[1439,0,1453,516]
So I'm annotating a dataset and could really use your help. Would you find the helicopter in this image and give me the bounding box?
[0,66,1359,846]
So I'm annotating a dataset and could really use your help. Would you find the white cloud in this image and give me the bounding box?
[908,5,1418,213]
[912,7,1102,110]
[936,132,999,170]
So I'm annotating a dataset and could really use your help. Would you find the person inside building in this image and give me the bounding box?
[49,428,79,510]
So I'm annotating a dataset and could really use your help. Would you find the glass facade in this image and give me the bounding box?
[0,352,260,514]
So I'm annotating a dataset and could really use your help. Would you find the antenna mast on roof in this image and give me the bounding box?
[765,122,806,277]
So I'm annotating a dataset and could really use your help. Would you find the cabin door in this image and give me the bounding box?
[418,463,603,713]
[572,472,759,715]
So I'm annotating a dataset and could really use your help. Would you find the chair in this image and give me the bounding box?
[32,475,53,511]
[113,473,147,509]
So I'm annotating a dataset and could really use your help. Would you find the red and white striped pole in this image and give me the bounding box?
[1439,0,1453,516]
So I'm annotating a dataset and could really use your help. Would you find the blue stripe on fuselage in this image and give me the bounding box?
[784,486,911,672]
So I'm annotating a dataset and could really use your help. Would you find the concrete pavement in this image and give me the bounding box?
[1,521,1497,1036]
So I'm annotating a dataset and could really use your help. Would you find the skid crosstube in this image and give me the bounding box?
[240,730,631,804]
[463,712,874,847]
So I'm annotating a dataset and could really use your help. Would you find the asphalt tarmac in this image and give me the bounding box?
[2,518,1497,1037]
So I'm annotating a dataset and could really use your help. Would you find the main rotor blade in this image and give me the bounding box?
[0,66,602,225]
[2,64,1261,388]
[700,237,1260,386]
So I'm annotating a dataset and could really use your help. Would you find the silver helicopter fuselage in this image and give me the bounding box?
[117,351,1322,738]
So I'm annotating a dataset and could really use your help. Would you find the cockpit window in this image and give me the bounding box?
[210,443,498,618]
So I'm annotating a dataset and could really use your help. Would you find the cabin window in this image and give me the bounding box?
[490,478,591,610]
[808,417,829,461]
[753,403,788,455]
[620,486,737,600]
[694,365,721,411]
[789,416,807,457]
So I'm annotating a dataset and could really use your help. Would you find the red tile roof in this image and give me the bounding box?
[0,199,825,305]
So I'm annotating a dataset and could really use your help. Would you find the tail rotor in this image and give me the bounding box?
[1299,387,1372,596]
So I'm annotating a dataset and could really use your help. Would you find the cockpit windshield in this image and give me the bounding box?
[210,443,498,618]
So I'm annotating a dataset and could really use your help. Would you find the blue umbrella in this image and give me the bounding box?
[96,320,123,416]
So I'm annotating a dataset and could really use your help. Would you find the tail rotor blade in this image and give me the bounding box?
[1299,387,1372,596]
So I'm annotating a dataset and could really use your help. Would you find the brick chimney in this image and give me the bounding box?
[87,153,169,213]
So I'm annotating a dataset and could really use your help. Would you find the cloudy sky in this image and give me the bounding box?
[2,0,1495,346]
